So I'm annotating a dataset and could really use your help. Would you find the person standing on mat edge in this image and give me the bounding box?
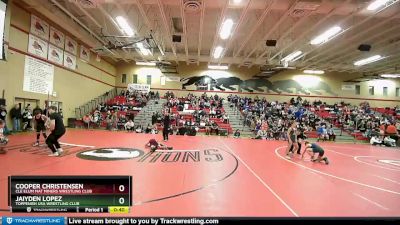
[285,121,298,160]
[45,106,65,157]
[302,141,329,165]
[162,112,170,142]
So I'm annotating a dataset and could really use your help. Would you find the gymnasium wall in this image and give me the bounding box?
[116,63,400,107]
[0,2,116,127]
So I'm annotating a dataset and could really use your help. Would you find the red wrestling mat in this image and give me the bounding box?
[0,130,399,217]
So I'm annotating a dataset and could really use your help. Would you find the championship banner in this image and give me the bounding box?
[65,36,77,55]
[80,45,90,62]
[160,76,166,86]
[342,84,355,91]
[30,15,49,40]
[28,34,48,59]
[166,76,180,82]
[49,26,65,49]
[64,51,76,70]
[127,83,150,93]
[48,44,63,65]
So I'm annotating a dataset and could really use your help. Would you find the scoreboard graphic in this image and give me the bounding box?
[8,176,132,213]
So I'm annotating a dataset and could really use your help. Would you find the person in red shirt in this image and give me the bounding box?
[386,123,399,144]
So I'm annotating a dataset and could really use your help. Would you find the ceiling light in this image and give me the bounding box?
[220,19,234,40]
[136,62,156,66]
[354,55,383,66]
[367,0,391,11]
[310,26,343,45]
[233,0,242,3]
[213,46,224,59]
[208,65,229,70]
[115,16,134,36]
[136,42,152,56]
[281,51,303,62]
[303,70,325,75]
[380,74,400,78]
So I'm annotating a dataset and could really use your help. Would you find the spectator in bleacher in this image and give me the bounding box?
[210,108,216,118]
[396,121,400,133]
[383,136,396,147]
[358,120,367,133]
[254,129,267,140]
[327,125,336,141]
[83,114,91,129]
[124,119,134,132]
[118,114,127,130]
[151,112,157,125]
[233,129,240,138]
[210,121,219,135]
[135,124,143,133]
[145,124,152,134]
[370,135,383,145]
[317,125,328,142]
[385,123,399,144]
[222,113,229,124]
[216,108,222,118]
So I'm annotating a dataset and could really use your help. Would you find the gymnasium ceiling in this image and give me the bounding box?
[20,0,400,75]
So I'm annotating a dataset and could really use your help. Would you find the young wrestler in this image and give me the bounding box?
[145,139,173,152]
[33,111,48,146]
[302,141,330,165]
[289,128,306,155]
[285,121,298,159]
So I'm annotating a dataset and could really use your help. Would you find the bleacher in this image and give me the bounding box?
[161,98,233,135]
[372,107,400,119]
[74,95,143,128]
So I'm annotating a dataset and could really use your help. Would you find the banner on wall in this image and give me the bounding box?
[342,84,355,91]
[166,76,180,82]
[30,14,49,40]
[49,26,65,48]
[28,34,48,59]
[48,44,63,65]
[0,0,7,60]
[23,55,54,95]
[128,83,150,93]
[65,36,77,55]
[63,51,76,70]
[160,76,166,86]
[80,45,90,62]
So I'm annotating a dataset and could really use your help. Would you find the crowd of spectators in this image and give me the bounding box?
[157,92,230,136]
[76,89,400,147]
[2,103,62,134]
[81,90,160,131]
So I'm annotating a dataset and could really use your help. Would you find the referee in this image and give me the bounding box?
[162,113,170,141]
[45,106,65,157]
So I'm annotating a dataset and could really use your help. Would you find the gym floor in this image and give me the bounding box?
[0,129,399,217]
